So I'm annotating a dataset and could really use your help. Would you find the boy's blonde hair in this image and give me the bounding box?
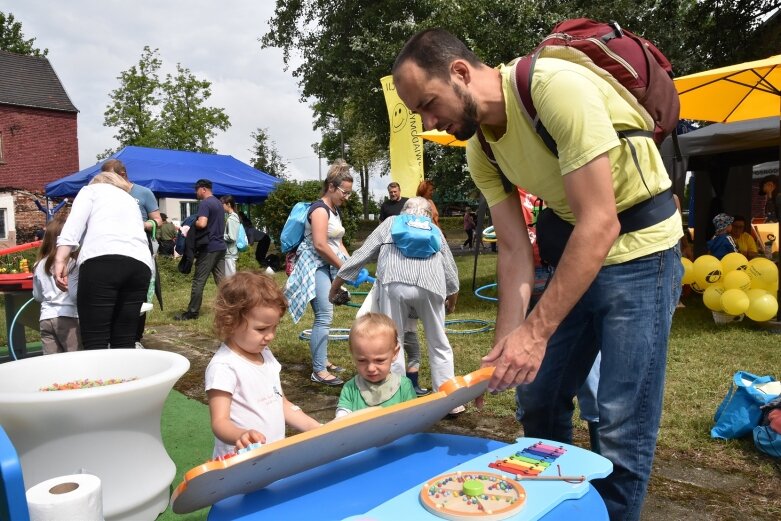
[213,271,288,341]
[348,313,398,353]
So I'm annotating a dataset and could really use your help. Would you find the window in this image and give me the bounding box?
[179,201,199,219]
[0,208,6,239]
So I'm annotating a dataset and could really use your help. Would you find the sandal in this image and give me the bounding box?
[326,363,346,374]
[311,372,344,386]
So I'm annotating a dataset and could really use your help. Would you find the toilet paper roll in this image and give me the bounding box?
[26,473,103,521]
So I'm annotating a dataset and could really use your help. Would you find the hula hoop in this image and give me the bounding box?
[482,225,497,243]
[346,290,368,309]
[444,319,495,335]
[299,328,351,341]
[474,282,499,302]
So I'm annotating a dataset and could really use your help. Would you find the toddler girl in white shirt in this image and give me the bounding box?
[205,271,322,458]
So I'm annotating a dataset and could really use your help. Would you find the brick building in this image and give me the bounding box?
[0,50,78,247]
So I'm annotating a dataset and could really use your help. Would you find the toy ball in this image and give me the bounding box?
[745,294,778,322]
[690,281,706,294]
[746,257,779,287]
[720,252,748,274]
[702,283,725,312]
[681,258,695,285]
[693,255,723,288]
[720,288,750,316]
[722,270,751,291]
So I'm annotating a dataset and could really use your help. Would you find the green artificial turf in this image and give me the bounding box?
[158,390,212,521]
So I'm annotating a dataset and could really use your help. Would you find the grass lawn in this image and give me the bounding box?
[2,243,779,518]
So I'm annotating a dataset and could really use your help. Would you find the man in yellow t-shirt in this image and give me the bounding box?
[393,29,682,521]
[729,215,759,259]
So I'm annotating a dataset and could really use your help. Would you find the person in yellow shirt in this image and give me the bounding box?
[393,28,682,521]
[729,215,760,259]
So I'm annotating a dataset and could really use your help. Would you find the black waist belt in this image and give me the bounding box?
[618,188,676,235]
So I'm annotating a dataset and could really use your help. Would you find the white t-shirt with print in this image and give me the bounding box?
[205,344,285,458]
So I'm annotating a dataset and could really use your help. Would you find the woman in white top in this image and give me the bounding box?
[32,216,81,354]
[284,159,353,386]
[53,172,153,349]
[220,194,241,278]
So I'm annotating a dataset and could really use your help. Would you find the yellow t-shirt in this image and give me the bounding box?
[735,232,758,256]
[467,58,682,265]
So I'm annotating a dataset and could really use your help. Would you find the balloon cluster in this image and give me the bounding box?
[681,253,779,322]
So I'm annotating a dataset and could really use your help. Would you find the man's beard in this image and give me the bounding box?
[452,83,479,141]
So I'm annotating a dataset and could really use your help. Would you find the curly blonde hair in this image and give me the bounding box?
[213,271,288,341]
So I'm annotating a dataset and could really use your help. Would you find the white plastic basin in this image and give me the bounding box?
[0,349,190,521]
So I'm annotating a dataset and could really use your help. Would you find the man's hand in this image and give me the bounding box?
[481,322,547,392]
[329,277,345,303]
[445,293,458,314]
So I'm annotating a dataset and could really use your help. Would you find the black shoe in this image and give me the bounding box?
[311,372,343,386]
[174,311,198,321]
[414,385,431,396]
[326,364,346,374]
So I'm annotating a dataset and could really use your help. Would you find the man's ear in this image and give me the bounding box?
[451,60,471,85]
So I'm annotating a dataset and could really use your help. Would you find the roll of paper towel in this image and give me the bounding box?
[26,473,103,521]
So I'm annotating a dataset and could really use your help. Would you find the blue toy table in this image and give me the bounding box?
[208,433,610,521]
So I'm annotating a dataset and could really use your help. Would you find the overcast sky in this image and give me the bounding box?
[2,1,390,193]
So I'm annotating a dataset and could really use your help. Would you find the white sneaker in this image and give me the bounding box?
[135,342,145,349]
[448,405,466,416]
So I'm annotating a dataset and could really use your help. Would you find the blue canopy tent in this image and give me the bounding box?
[46,146,281,202]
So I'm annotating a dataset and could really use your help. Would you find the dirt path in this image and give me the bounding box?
[145,325,780,520]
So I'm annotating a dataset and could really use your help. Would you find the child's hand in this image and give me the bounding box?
[235,429,266,450]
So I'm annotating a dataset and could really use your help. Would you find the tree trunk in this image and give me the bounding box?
[361,164,370,219]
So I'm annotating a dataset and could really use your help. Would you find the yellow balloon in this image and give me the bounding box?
[746,257,779,287]
[745,294,779,322]
[720,252,748,274]
[681,258,695,285]
[746,288,767,302]
[721,289,750,316]
[722,270,751,291]
[703,283,725,311]
[690,281,706,294]
[693,255,722,288]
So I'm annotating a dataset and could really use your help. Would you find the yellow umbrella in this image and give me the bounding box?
[417,130,467,147]
[675,54,781,123]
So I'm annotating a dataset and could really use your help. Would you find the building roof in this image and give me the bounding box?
[0,50,78,113]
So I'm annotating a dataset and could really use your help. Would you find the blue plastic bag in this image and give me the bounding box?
[753,396,781,458]
[236,223,249,252]
[280,202,311,253]
[711,371,779,440]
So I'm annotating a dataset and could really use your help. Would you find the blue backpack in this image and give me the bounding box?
[236,223,249,252]
[280,202,312,253]
[390,214,441,258]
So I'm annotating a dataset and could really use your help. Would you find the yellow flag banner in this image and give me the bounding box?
[381,75,424,198]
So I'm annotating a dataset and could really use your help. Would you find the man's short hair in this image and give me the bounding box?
[100,159,127,177]
[732,214,746,224]
[387,182,400,190]
[194,179,212,190]
[393,28,482,82]
[160,213,168,220]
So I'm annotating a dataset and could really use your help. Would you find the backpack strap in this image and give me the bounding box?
[307,200,334,222]
[476,129,516,194]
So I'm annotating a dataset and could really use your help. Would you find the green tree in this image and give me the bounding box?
[103,46,164,155]
[249,128,288,178]
[159,63,231,153]
[102,47,231,158]
[0,12,47,56]
[257,179,363,250]
[263,0,781,207]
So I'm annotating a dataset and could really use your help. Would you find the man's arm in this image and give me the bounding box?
[483,153,620,392]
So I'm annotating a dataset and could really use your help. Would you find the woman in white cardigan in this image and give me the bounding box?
[53,172,153,349]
